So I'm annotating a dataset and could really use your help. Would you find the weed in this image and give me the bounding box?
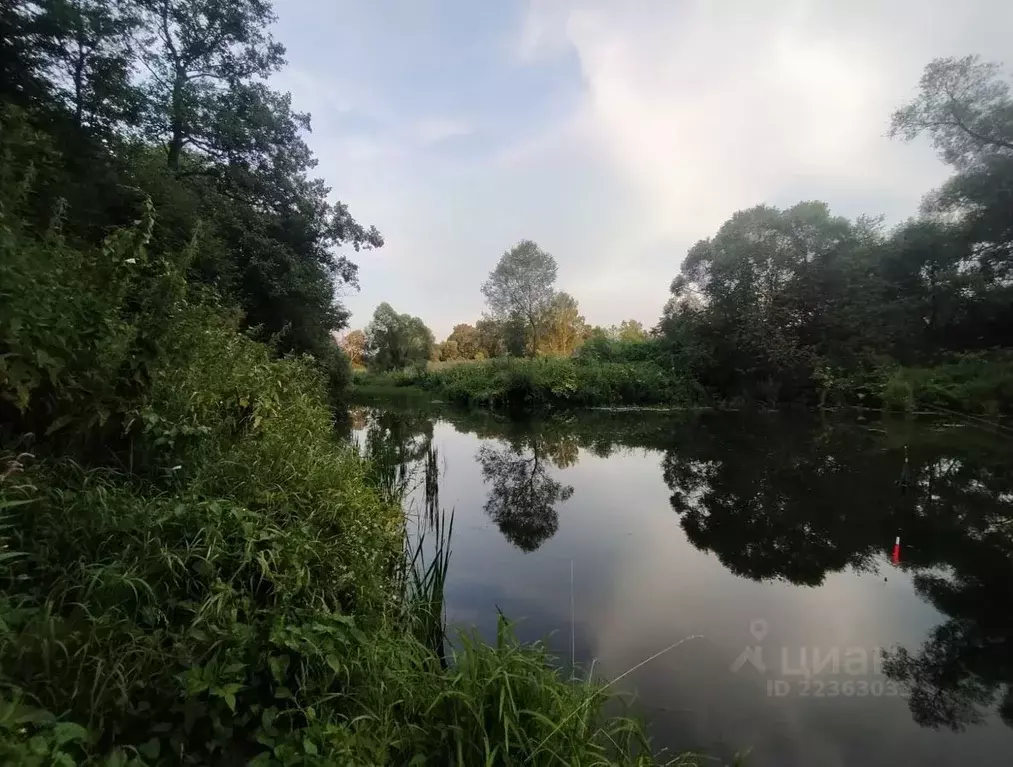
[0,199,688,764]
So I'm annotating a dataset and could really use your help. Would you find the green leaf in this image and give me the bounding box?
[45,414,75,436]
[267,654,289,683]
[51,721,88,746]
[0,499,36,511]
[139,738,160,759]
[303,739,318,755]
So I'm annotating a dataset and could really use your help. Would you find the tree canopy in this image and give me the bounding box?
[537,292,587,356]
[340,329,367,367]
[1,0,379,397]
[481,240,558,357]
[364,303,434,372]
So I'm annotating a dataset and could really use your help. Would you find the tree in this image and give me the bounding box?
[538,292,586,356]
[661,202,876,401]
[364,303,433,372]
[0,0,51,107]
[127,0,382,371]
[341,329,366,367]
[891,56,1013,349]
[36,0,140,131]
[438,339,458,361]
[136,0,285,171]
[481,240,557,357]
[444,323,480,359]
[475,317,506,358]
[615,319,647,342]
[890,56,1013,171]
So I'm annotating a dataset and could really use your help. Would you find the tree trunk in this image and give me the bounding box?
[73,57,84,128]
[167,66,185,170]
[73,12,85,128]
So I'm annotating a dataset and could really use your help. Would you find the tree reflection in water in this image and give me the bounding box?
[351,405,1013,732]
[476,436,575,552]
[659,416,1013,733]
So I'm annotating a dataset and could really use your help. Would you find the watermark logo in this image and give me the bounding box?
[730,619,908,698]
[730,618,768,673]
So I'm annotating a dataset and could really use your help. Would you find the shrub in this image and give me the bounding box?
[0,201,685,764]
[410,356,704,411]
[874,352,1013,417]
[576,337,668,364]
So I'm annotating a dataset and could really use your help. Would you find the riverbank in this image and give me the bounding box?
[355,355,705,410]
[0,211,686,764]
[353,352,1013,421]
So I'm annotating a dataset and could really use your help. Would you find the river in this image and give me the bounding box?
[349,402,1013,767]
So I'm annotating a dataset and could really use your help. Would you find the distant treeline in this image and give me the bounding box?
[351,56,1013,415]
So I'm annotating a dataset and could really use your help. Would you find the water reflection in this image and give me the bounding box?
[477,440,574,552]
[657,417,1013,732]
[350,405,1013,739]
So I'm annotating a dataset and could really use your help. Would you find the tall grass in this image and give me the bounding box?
[0,199,691,763]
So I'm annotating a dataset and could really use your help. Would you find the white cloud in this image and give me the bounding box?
[524,0,1010,240]
[413,116,474,145]
[494,0,1013,332]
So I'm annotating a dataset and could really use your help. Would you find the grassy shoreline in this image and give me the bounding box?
[0,208,690,765]
[353,352,1013,421]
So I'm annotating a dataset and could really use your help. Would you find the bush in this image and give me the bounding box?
[576,337,668,364]
[409,356,703,411]
[874,352,1013,417]
[0,202,685,764]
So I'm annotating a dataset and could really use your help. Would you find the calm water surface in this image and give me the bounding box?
[350,404,1013,767]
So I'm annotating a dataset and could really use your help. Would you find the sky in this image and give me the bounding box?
[271,0,1013,338]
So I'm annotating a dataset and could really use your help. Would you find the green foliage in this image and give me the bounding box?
[475,316,507,359]
[874,353,1013,418]
[653,57,1013,414]
[577,337,668,365]
[0,0,382,406]
[615,320,648,342]
[0,201,684,764]
[440,323,481,360]
[482,241,558,357]
[537,292,588,357]
[387,356,703,412]
[364,303,434,372]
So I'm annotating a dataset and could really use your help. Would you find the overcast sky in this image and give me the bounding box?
[272,0,1012,338]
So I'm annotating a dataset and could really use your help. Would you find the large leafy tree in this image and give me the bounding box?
[538,292,586,356]
[891,55,1013,348]
[663,202,873,400]
[0,0,381,399]
[481,240,558,357]
[891,56,1013,170]
[475,316,506,359]
[364,303,434,372]
[35,0,140,131]
[136,0,284,171]
[443,323,481,360]
[340,329,366,367]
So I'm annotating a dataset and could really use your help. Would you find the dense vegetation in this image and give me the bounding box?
[2,0,381,399]
[356,339,702,411]
[352,55,1013,418]
[0,1,690,763]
